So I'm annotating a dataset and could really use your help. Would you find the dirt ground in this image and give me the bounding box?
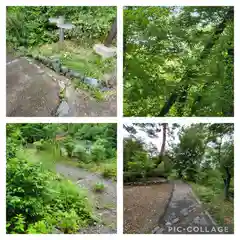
[123,183,173,234]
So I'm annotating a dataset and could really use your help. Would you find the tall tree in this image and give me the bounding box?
[171,124,205,180]
[208,123,234,199]
[160,123,167,157]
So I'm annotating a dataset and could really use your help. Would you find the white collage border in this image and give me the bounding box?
[0,0,238,239]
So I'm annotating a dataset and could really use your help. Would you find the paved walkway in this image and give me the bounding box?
[7,56,60,116]
[6,55,117,117]
[153,181,216,234]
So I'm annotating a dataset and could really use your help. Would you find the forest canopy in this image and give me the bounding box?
[124,6,234,116]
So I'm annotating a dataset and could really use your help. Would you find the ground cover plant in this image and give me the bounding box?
[124,6,234,116]
[7,123,117,234]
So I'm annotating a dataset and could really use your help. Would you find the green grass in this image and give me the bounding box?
[72,78,105,100]
[32,41,116,80]
[191,183,234,227]
[78,160,117,181]
[16,144,68,170]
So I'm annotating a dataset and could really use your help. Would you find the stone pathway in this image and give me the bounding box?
[153,181,216,234]
[56,163,117,234]
[6,55,117,117]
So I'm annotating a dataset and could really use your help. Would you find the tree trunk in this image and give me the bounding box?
[223,167,231,200]
[104,17,117,47]
[155,123,167,166]
[160,123,167,156]
[178,170,183,179]
[158,8,234,116]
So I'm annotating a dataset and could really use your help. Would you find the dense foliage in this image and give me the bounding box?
[7,123,117,233]
[7,6,116,48]
[124,7,234,116]
[123,123,234,224]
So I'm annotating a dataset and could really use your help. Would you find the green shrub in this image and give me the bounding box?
[27,219,53,234]
[7,156,94,234]
[57,210,81,233]
[145,168,167,178]
[102,163,117,180]
[91,143,106,163]
[123,172,143,182]
[7,214,26,233]
[93,182,105,193]
[33,139,47,151]
[72,144,91,163]
[62,137,75,157]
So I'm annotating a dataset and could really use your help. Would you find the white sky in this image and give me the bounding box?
[123,123,232,152]
[123,124,187,151]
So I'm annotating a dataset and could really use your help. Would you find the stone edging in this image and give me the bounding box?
[25,52,113,92]
[124,179,168,186]
[151,181,175,234]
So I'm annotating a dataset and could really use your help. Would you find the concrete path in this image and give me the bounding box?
[153,181,216,234]
[6,55,117,117]
[7,56,60,116]
[56,163,117,233]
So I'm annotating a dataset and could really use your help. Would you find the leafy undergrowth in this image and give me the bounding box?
[191,183,234,226]
[32,41,116,80]
[7,154,95,234]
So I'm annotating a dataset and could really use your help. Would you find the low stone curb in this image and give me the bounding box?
[25,52,113,92]
[124,179,168,186]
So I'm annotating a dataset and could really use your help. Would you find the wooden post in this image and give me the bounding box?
[104,17,117,47]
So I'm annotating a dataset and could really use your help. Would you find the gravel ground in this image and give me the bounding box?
[123,183,173,234]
